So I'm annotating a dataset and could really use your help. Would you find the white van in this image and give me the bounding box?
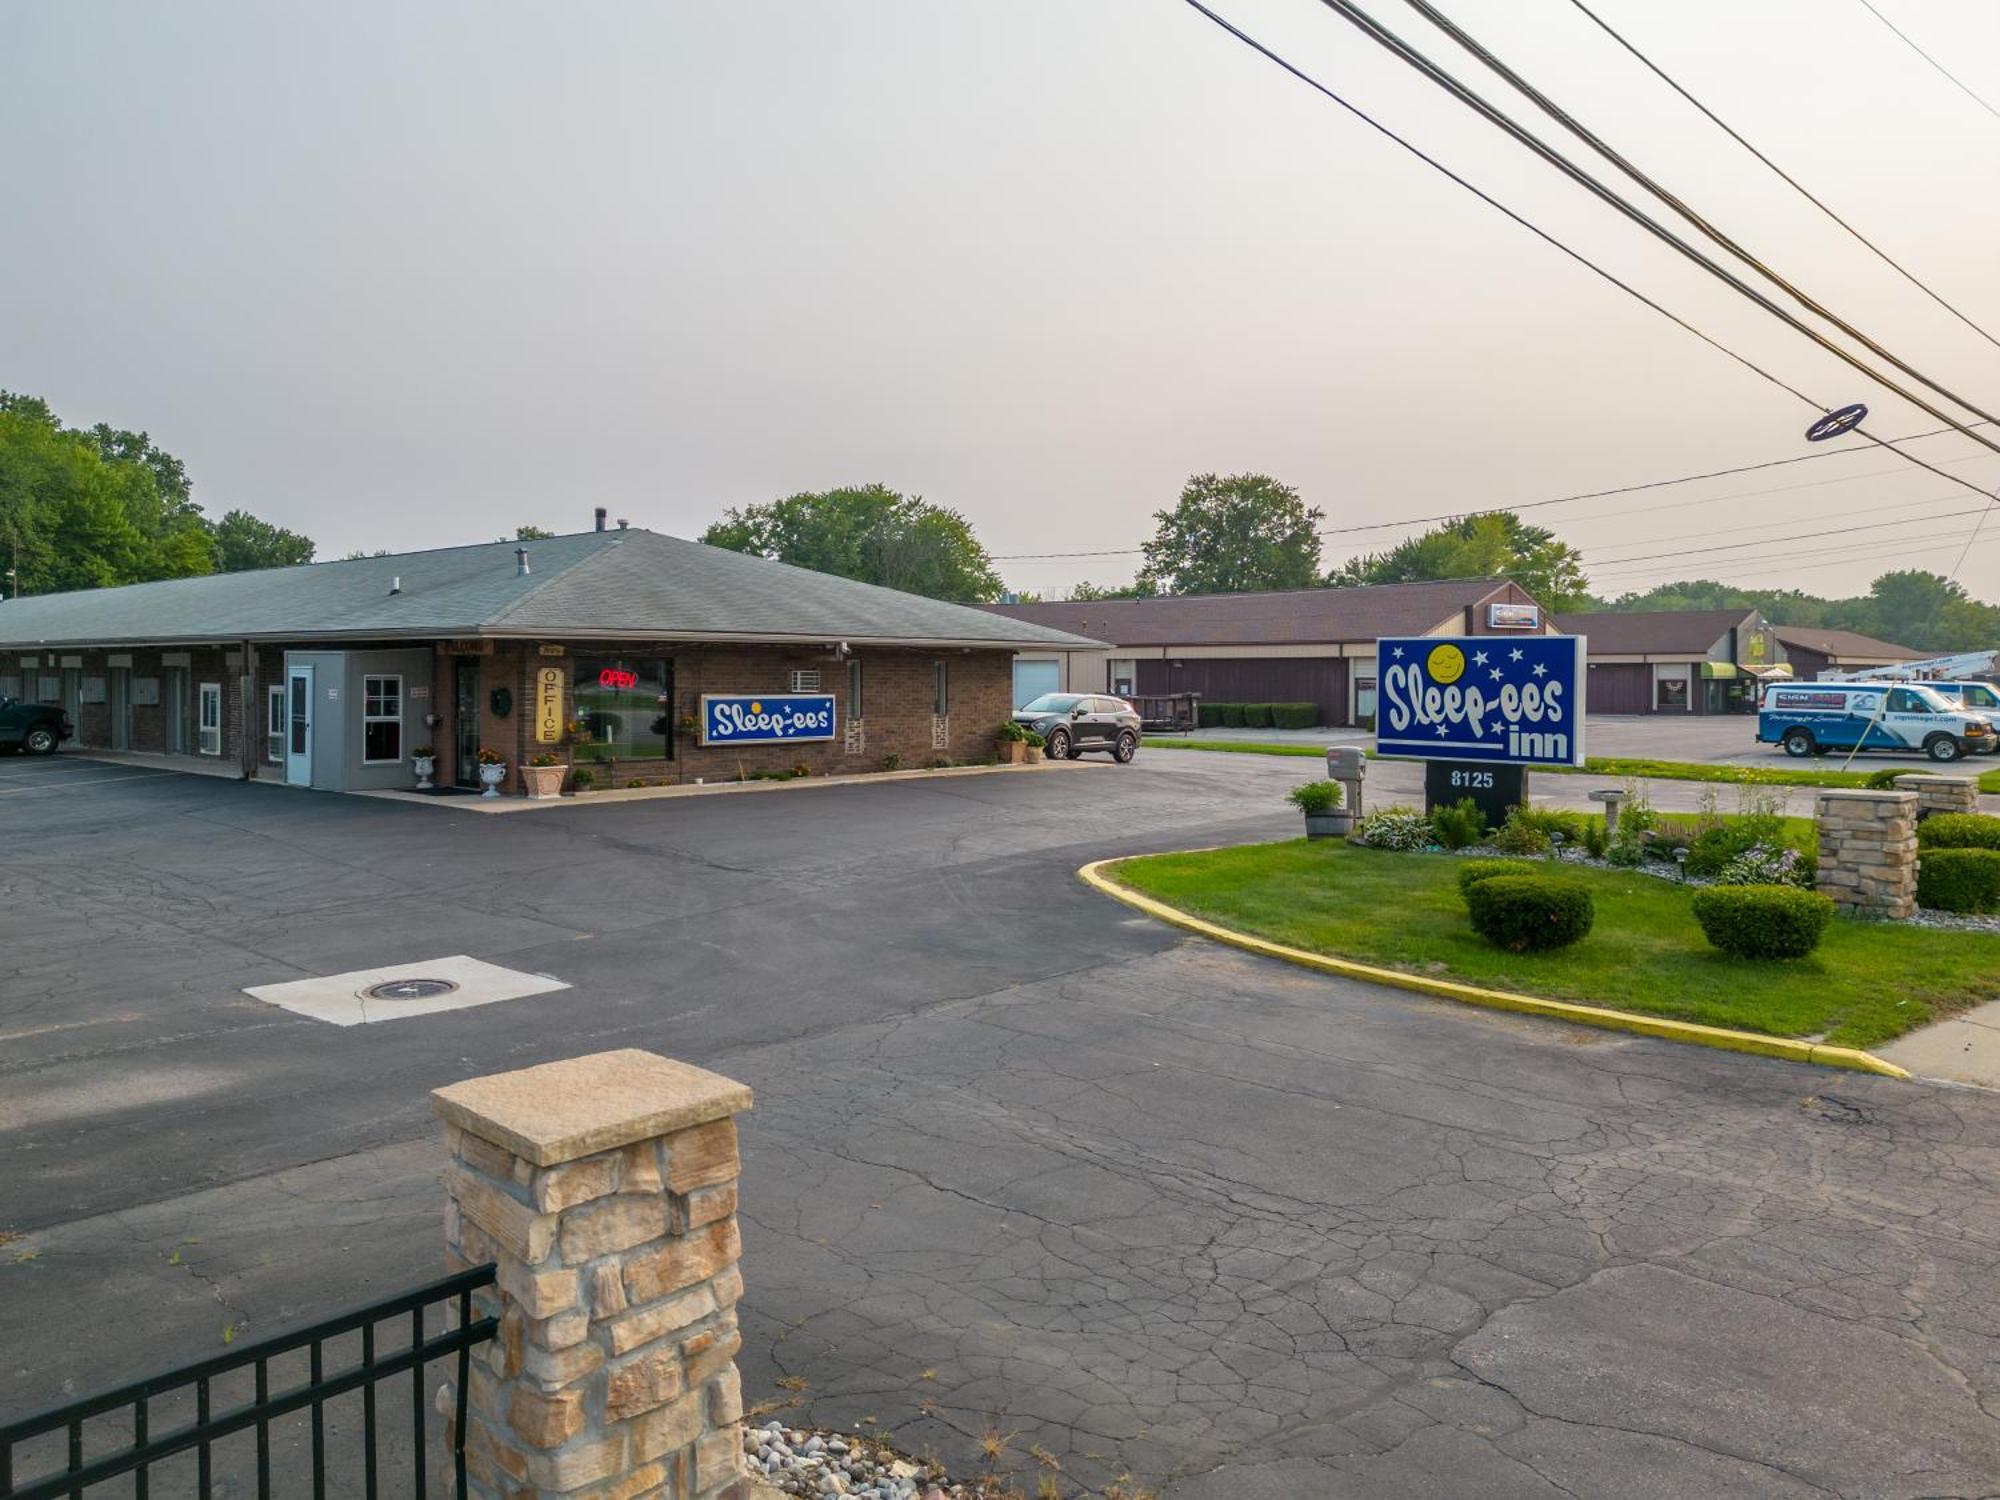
[1757,681,1996,762]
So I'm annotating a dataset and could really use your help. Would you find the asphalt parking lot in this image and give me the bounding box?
[6,749,2000,1496]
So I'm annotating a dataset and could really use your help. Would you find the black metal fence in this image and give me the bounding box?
[0,1263,497,1500]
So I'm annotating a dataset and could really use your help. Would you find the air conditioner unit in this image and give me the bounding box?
[789,669,822,692]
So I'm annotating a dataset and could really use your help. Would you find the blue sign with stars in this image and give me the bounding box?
[1375,635,1587,766]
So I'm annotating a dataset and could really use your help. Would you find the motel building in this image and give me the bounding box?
[0,526,1098,794]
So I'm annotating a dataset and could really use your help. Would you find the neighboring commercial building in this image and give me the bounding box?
[1548,608,1917,714]
[0,527,1098,794]
[981,577,1551,727]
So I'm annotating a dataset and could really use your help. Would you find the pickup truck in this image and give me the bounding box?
[0,696,73,755]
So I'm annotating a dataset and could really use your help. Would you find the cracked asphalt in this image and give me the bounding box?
[4,747,2000,1497]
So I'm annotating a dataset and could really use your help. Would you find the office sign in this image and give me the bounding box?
[1376,635,1586,767]
[534,666,565,744]
[1485,602,1542,630]
[700,693,836,746]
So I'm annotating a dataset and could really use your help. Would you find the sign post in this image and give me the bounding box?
[1374,634,1587,820]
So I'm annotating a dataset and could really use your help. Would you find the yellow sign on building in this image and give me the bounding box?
[535,667,566,744]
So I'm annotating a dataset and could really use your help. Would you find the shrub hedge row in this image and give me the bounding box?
[1917,813,2000,851]
[1196,701,1321,730]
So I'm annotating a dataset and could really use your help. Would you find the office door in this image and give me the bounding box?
[286,664,314,786]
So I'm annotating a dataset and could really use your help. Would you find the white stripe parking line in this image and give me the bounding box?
[0,771,181,795]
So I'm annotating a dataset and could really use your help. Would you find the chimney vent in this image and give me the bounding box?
[617,517,629,530]
[388,576,401,596]
[515,546,531,578]
[594,507,608,532]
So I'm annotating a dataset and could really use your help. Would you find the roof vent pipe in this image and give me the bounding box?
[617,517,629,530]
[515,546,531,578]
[388,576,401,595]
[594,507,607,532]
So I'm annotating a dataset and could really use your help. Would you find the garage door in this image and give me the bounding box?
[1013,659,1060,709]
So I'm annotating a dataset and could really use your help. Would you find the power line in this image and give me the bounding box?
[1315,0,2000,470]
[1855,0,2000,123]
[1394,0,2000,428]
[1585,505,1991,569]
[1563,0,2000,353]
[1585,526,1999,585]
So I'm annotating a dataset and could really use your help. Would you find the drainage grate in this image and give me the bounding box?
[361,977,461,1002]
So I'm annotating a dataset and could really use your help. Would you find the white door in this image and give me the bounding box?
[285,665,314,786]
[197,682,223,756]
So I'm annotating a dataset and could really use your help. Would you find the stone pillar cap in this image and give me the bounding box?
[432,1049,753,1167]
[1586,789,1625,802]
[1814,788,1918,802]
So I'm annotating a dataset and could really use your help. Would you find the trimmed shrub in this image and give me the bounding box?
[1241,703,1274,728]
[1431,797,1488,851]
[1219,703,1246,728]
[1691,885,1833,959]
[1197,702,1225,728]
[1493,809,1552,855]
[1465,876,1594,953]
[1866,767,1927,790]
[1271,702,1318,730]
[1456,858,1525,898]
[1917,813,2000,851]
[1917,848,2000,914]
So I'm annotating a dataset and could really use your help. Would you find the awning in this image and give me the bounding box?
[1699,662,1736,679]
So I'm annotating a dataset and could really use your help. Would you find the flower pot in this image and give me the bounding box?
[1025,744,1043,764]
[522,764,566,800]
[477,763,507,799]
[1303,811,1348,839]
[996,739,1027,764]
[411,755,436,790]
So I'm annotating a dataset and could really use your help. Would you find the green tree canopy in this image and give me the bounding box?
[1594,569,1997,653]
[701,484,1003,602]
[213,509,316,572]
[1138,473,1322,596]
[0,392,313,595]
[1328,511,1592,611]
[1067,577,1160,601]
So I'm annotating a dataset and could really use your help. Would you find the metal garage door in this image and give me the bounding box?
[1013,659,1060,709]
[1586,663,1651,714]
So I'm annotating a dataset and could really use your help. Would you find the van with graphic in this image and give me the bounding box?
[1757,681,1995,762]
[1929,681,2000,748]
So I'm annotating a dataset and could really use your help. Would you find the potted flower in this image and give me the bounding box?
[410,744,437,790]
[571,768,595,794]
[1023,729,1045,764]
[475,746,508,798]
[1288,778,1347,839]
[523,751,566,800]
[996,720,1031,764]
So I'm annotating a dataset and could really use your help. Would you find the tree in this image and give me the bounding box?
[1067,577,1160,601]
[701,484,1003,602]
[510,525,556,541]
[1328,511,1591,611]
[213,509,315,572]
[1137,474,1322,596]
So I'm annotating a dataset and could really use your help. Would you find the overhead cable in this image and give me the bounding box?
[1855,0,2000,123]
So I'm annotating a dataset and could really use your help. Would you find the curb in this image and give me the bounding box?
[1077,857,1910,1079]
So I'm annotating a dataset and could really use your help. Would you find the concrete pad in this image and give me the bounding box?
[243,954,569,1026]
[1876,998,2000,1088]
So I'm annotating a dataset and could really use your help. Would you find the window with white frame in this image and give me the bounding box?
[266,685,286,762]
[1107,659,1136,697]
[197,683,222,756]
[362,676,403,763]
[846,659,863,720]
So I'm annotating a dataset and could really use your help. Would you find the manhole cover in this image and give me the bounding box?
[361,978,461,1002]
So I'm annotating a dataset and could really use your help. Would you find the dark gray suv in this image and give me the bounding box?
[1014,693,1142,763]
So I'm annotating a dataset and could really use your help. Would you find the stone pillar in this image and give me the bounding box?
[1892,774,1981,821]
[434,1049,754,1499]
[1814,789,1918,918]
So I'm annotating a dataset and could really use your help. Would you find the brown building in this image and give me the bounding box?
[982,577,1550,727]
[0,527,1097,794]
[1551,609,1925,714]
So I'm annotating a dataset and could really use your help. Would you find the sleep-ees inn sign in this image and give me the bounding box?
[1374,635,1587,767]
[699,693,836,746]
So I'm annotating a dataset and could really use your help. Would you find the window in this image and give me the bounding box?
[1107,659,1136,696]
[266,685,286,762]
[846,659,864,720]
[932,660,949,716]
[362,675,403,763]
[197,682,222,756]
[573,657,674,761]
[1886,688,1926,714]
[1656,675,1689,710]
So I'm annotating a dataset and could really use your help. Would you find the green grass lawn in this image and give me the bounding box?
[1147,738,2000,793]
[1109,840,1999,1048]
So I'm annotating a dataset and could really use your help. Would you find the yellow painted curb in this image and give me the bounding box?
[1077,857,1910,1080]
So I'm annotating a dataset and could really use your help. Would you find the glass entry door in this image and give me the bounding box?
[285,665,314,786]
[454,659,480,788]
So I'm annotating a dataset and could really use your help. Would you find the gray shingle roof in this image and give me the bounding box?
[1551,608,1757,655]
[1767,625,1925,661]
[0,530,1102,650]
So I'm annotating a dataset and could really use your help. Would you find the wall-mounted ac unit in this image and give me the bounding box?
[789,669,822,692]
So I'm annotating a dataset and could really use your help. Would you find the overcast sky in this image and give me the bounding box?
[6,0,1999,600]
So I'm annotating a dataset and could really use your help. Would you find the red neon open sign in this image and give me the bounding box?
[597,667,639,690]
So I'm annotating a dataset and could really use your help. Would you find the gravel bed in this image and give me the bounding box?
[744,1421,996,1499]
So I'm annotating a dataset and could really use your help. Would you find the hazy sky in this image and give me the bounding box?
[6,0,1999,600]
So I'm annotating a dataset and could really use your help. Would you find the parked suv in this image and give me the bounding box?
[0,695,73,755]
[1014,693,1142,763]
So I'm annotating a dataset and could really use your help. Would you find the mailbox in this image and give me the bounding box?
[1325,746,1367,780]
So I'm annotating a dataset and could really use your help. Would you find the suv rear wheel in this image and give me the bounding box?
[1113,731,1138,763]
[1781,728,1815,758]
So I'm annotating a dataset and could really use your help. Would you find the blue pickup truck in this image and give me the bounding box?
[1757,681,1995,762]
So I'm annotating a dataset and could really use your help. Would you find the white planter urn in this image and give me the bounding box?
[477,762,507,799]
[411,754,436,790]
